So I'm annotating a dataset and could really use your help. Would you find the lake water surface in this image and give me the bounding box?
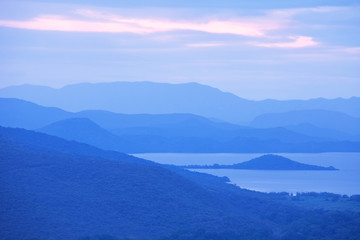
[134,153,360,195]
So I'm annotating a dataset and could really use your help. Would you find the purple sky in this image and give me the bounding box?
[0,0,359,100]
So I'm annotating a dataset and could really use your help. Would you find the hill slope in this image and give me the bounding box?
[0,97,72,129]
[37,117,129,151]
[0,126,268,239]
[1,126,360,240]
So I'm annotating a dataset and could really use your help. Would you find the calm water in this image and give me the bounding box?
[134,153,360,195]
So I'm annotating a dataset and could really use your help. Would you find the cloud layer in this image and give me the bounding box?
[253,36,319,48]
[2,7,345,50]
[0,10,281,37]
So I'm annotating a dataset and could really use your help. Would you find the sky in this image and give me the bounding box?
[0,0,359,100]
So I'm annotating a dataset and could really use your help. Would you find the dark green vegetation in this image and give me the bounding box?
[1,98,360,153]
[1,126,359,240]
[270,192,360,212]
[185,154,338,170]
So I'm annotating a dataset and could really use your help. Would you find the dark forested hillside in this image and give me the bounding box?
[0,126,263,239]
[1,126,360,240]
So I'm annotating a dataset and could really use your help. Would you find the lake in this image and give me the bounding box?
[133,153,360,195]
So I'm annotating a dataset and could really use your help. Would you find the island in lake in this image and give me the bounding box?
[184,154,338,170]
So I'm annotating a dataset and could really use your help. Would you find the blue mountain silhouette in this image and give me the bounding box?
[1,81,359,123]
[251,109,360,135]
[2,97,360,153]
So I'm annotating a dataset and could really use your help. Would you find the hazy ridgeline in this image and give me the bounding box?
[1,82,360,240]
[1,82,359,123]
[1,88,360,154]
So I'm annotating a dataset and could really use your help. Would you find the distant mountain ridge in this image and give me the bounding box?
[251,109,360,135]
[1,81,359,123]
[0,97,238,130]
[284,123,360,142]
[2,97,360,153]
[38,117,336,153]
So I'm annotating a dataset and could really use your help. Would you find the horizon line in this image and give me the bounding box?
[0,80,359,102]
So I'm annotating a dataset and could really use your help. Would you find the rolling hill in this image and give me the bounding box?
[0,97,72,129]
[1,126,360,240]
[37,117,130,152]
[2,98,360,153]
[0,126,261,239]
[35,116,360,153]
[0,97,241,131]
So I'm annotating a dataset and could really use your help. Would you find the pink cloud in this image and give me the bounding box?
[0,10,283,37]
[330,47,360,54]
[187,43,224,47]
[268,6,348,18]
[0,15,154,34]
[252,36,319,48]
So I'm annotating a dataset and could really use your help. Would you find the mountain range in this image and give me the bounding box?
[1,97,360,153]
[251,109,360,135]
[1,81,359,123]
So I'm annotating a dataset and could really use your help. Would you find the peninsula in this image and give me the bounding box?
[185,154,338,170]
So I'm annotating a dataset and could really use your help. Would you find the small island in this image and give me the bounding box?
[184,154,338,171]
